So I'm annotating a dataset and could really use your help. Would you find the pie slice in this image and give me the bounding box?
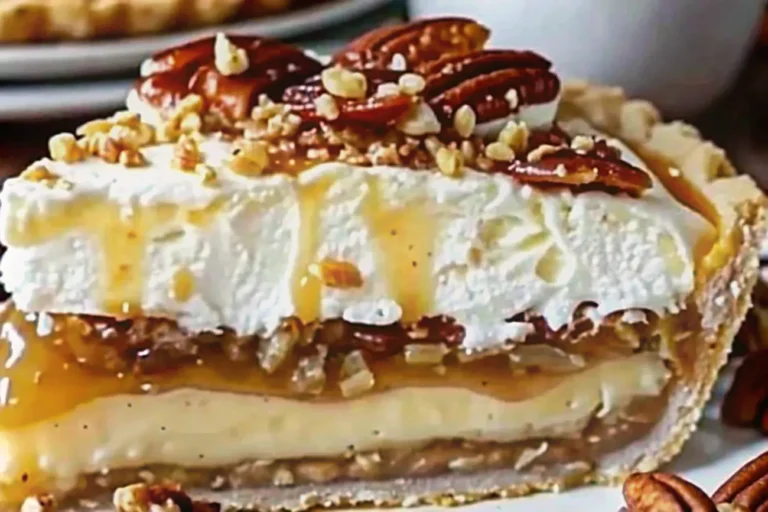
[0,19,765,511]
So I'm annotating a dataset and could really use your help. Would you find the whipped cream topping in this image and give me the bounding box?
[0,126,713,349]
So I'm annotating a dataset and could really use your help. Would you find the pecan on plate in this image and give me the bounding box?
[420,50,561,126]
[713,450,768,510]
[333,17,489,71]
[500,138,652,195]
[721,350,768,434]
[137,35,322,121]
[283,69,415,126]
[622,472,716,512]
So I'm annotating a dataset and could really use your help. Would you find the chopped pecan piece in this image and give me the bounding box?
[501,139,652,195]
[136,35,322,122]
[713,450,768,510]
[333,17,489,71]
[421,50,561,125]
[283,69,414,126]
[622,472,716,511]
[721,350,768,434]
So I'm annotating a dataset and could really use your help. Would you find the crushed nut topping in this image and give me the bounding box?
[310,258,364,289]
[571,135,595,153]
[376,82,400,97]
[214,32,250,76]
[505,88,519,110]
[527,143,565,163]
[171,135,201,171]
[396,101,442,136]
[498,120,529,153]
[453,105,476,139]
[49,133,85,163]
[485,141,516,162]
[321,66,368,99]
[398,73,427,96]
[339,350,376,398]
[228,139,269,176]
[435,146,464,176]
[313,93,341,121]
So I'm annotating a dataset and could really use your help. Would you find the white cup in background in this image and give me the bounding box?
[408,0,766,117]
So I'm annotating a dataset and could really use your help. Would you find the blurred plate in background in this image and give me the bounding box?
[0,0,390,80]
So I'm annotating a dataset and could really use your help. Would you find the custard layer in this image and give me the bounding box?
[0,353,668,502]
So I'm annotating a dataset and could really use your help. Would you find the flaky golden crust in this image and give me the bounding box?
[0,0,294,43]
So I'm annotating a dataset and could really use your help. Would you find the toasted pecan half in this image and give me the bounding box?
[622,472,716,512]
[713,450,768,511]
[332,17,489,71]
[136,35,322,121]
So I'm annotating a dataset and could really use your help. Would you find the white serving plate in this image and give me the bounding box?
[0,79,132,121]
[0,0,390,80]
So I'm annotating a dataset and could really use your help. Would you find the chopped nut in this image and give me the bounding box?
[424,136,443,156]
[20,164,59,185]
[272,466,295,486]
[179,112,203,134]
[340,350,375,397]
[112,110,141,128]
[485,141,516,162]
[527,143,563,163]
[396,101,441,136]
[214,32,249,76]
[98,136,122,164]
[376,82,400,97]
[390,53,407,71]
[498,121,529,153]
[292,345,328,395]
[570,135,595,152]
[514,442,548,470]
[404,343,448,364]
[505,88,519,110]
[21,494,57,512]
[309,258,363,289]
[453,105,476,138]
[321,66,368,99]
[76,119,112,137]
[314,93,340,121]
[435,146,464,176]
[460,139,477,162]
[49,133,85,163]
[195,164,218,185]
[119,149,147,168]
[339,369,375,398]
[228,140,269,176]
[113,483,149,512]
[258,319,301,373]
[176,94,205,116]
[172,135,201,171]
[398,73,426,95]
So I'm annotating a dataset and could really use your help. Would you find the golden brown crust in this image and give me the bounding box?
[0,0,296,43]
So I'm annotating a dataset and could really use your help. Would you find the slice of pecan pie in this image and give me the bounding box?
[0,18,765,510]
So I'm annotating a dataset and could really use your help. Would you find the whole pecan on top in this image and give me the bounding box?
[721,349,768,435]
[498,138,652,195]
[282,68,415,126]
[621,472,716,512]
[332,17,489,71]
[713,450,768,511]
[420,50,561,125]
[136,35,323,121]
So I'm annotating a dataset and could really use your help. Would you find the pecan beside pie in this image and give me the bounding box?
[0,18,765,511]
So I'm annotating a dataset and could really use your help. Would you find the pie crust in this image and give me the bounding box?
[0,0,298,43]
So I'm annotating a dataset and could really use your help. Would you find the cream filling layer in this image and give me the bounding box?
[0,139,713,350]
[0,353,669,493]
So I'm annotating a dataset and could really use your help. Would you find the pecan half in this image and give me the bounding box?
[333,17,489,71]
[721,350,768,434]
[733,278,768,355]
[136,35,322,121]
[498,138,652,195]
[421,50,561,124]
[713,450,768,510]
[283,69,415,125]
[622,472,716,512]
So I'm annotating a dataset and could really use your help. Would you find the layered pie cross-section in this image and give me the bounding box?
[0,18,765,510]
